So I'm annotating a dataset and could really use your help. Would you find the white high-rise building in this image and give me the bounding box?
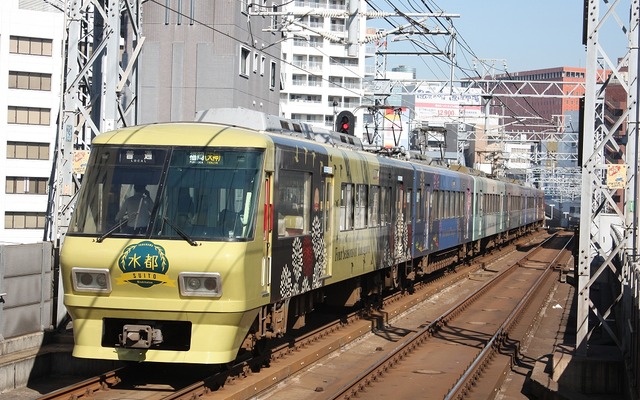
[279,0,367,135]
[0,1,64,244]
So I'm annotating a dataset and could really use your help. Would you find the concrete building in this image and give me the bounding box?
[278,0,367,135]
[0,1,64,244]
[138,0,282,123]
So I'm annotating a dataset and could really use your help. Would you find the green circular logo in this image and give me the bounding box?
[117,241,172,288]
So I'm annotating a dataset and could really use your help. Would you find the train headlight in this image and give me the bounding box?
[179,272,222,297]
[71,268,112,293]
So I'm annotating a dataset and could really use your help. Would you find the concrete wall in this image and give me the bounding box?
[0,242,54,340]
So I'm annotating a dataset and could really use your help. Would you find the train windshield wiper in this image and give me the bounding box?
[162,217,199,246]
[95,220,128,243]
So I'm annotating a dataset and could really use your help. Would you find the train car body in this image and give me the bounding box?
[60,108,544,364]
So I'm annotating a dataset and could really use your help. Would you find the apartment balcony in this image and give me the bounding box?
[294,0,321,8]
[330,23,346,32]
[289,81,325,95]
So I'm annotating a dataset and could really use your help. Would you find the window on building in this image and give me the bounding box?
[6,177,48,194]
[308,76,321,87]
[308,36,322,47]
[241,0,250,14]
[4,212,47,229]
[8,71,52,91]
[6,142,49,160]
[240,46,250,77]
[270,60,277,89]
[7,106,50,125]
[309,16,322,28]
[9,36,53,56]
[309,55,322,70]
[271,4,278,30]
[260,55,266,76]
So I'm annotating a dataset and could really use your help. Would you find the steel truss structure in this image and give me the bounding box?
[44,0,143,244]
[578,0,639,381]
[366,77,584,199]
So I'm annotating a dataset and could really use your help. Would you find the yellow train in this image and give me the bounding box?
[61,108,544,364]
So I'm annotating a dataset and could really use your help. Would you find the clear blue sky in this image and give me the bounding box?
[371,0,629,79]
[450,1,586,73]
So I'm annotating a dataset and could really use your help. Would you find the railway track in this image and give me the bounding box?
[327,232,573,399]
[38,229,560,400]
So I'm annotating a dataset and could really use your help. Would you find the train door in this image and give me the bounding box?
[425,185,431,246]
[505,193,511,229]
[464,187,471,240]
[478,191,484,235]
[323,175,334,279]
[262,173,273,296]
[501,193,507,231]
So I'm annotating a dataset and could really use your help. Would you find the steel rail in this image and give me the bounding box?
[445,234,573,399]
[328,232,563,400]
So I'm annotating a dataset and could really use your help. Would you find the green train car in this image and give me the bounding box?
[60,108,544,364]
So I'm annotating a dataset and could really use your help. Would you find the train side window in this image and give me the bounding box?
[451,191,456,218]
[406,188,412,223]
[394,184,405,227]
[444,191,450,218]
[415,188,421,222]
[432,190,439,220]
[453,191,458,217]
[369,185,380,227]
[424,190,433,222]
[340,183,354,231]
[381,186,391,225]
[354,184,367,229]
[277,169,311,237]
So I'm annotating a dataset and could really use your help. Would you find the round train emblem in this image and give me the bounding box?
[117,241,174,288]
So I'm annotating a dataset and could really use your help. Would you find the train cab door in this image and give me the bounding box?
[323,174,334,279]
[261,173,273,296]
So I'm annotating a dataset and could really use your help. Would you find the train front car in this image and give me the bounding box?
[60,123,272,364]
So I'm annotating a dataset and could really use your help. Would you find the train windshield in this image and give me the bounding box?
[68,146,264,242]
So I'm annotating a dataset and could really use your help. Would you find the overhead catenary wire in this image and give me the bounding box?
[148,0,552,129]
